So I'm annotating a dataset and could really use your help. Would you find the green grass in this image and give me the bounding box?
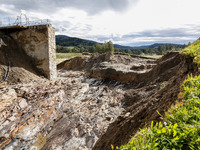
[56,53,82,59]
[118,40,200,150]
[181,40,200,67]
[56,53,82,64]
[67,46,75,50]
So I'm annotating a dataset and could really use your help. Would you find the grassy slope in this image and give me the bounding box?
[56,53,82,64]
[118,40,200,150]
[56,53,82,59]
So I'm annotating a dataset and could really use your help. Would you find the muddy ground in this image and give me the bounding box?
[0,51,198,150]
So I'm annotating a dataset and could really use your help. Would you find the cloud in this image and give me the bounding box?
[123,27,200,39]
[85,26,200,46]
[0,0,138,15]
[0,0,199,46]
[0,4,17,17]
[120,29,200,46]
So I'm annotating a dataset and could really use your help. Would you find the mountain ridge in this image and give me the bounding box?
[56,35,182,49]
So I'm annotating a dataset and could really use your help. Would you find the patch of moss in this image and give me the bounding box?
[32,134,47,150]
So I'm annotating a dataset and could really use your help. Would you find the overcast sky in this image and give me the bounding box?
[0,0,200,46]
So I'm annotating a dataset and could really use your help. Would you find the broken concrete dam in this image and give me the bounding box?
[0,25,198,150]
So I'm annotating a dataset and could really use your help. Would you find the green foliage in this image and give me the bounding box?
[160,82,166,89]
[181,40,200,67]
[95,41,114,54]
[119,74,200,150]
[56,35,183,55]
[56,41,114,54]
[56,35,96,47]
[56,53,82,59]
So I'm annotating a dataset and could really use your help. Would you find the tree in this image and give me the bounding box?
[102,41,114,53]
[94,41,114,54]
[157,45,164,55]
[107,41,114,53]
[182,44,187,49]
[95,44,103,54]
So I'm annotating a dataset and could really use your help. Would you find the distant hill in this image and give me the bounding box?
[56,35,97,47]
[133,43,182,49]
[56,35,182,49]
[56,35,134,49]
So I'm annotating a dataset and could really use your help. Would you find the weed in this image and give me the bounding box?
[160,82,166,89]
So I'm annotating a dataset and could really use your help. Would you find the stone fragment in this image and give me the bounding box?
[19,99,28,109]
[0,89,17,112]
[86,136,95,148]
[7,116,16,122]
[16,125,40,141]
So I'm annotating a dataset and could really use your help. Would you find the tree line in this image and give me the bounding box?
[57,42,187,55]
[57,41,114,54]
[56,35,189,55]
[115,44,186,55]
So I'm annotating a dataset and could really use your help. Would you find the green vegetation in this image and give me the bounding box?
[182,39,200,67]
[119,74,200,150]
[33,134,47,149]
[56,53,83,63]
[118,40,200,150]
[160,82,166,89]
[94,41,114,54]
[115,44,183,56]
[56,53,82,59]
[56,43,183,55]
[57,40,114,54]
[56,35,185,55]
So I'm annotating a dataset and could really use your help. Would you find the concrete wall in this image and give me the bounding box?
[0,25,57,80]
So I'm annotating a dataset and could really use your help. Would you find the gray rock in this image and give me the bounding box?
[19,99,28,109]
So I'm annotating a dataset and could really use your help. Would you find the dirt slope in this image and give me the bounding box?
[0,35,42,84]
[0,51,198,149]
[93,53,198,150]
[58,52,198,149]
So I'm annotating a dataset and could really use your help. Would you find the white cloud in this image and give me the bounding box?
[0,0,200,46]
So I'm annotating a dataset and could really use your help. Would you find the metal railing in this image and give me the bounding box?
[0,18,51,27]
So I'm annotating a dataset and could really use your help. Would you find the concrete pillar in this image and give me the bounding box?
[0,25,57,80]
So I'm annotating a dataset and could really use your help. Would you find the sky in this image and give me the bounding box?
[0,0,200,46]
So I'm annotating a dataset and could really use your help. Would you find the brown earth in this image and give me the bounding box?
[0,51,198,150]
[0,35,42,85]
[93,53,198,150]
[58,52,198,150]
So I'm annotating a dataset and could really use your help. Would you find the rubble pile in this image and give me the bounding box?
[0,52,198,150]
[0,71,125,149]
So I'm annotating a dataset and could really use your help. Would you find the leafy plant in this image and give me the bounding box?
[160,82,166,89]
[119,74,200,150]
[181,40,200,67]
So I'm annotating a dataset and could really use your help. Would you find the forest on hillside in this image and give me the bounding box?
[56,35,187,55]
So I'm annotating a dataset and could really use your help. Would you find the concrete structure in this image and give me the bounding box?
[0,24,57,80]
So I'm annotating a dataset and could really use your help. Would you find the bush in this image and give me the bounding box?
[118,74,200,150]
[181,40,200,67]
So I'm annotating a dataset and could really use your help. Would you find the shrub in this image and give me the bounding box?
[118,74,200,150]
